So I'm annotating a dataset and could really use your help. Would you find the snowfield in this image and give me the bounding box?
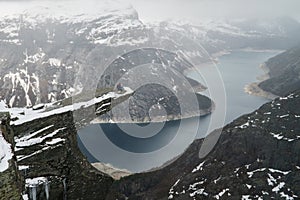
[0,130,13,172]
[7,87,133,126]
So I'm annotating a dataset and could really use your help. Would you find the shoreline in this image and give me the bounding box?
[91,102,215,124]
[92,49,280,124]
[182,49,231,77]
[244,63,278,100]
[183,58,218,76]
[91,162,131,180]
[235,48,284,53]
[244,82,278,100]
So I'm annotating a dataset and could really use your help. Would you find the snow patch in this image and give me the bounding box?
[0,131,13,172]
[192,161,206,173]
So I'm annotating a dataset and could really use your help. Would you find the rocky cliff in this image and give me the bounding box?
[1,1,300,199]
[257,45,300,97]
[1,87,299,200]
[106,91,300,199]
[0,82,212,199]
[0,88,133,199]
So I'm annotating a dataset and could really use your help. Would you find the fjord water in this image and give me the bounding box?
[77,50,280,172]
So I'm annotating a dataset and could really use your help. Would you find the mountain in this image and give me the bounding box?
[0,0,143,108]
[106,91,300,200]
[257,45,300,96]
[1,86,299,199]
[157,17,300,53]
[1,1,300,199]
[1,1,300,108]
[96,47,213,122]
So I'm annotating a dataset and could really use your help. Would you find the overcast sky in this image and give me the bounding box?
[0,0,299,24]
[126,0,300,23]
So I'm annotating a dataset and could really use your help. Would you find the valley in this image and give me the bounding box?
[0,1,300,200]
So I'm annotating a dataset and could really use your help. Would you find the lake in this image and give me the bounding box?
[77,50,280,172]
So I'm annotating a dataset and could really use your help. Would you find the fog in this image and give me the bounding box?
[126,0,300,23]
[0,0,299,24]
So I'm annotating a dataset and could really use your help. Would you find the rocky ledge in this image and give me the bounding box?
[0,83,213,199]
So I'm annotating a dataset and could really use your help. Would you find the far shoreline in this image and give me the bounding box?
[91,101,215,124]
[244,82,278,100]
[244,61,280,100]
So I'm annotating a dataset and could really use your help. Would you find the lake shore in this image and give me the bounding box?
[244,63,278,100]
[91,102,215,124]
[92,162,131,180]
[79,50,282,172]
[244,82,278,100]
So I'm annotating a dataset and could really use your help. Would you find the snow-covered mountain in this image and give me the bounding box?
[0,0,144,107]
[0,0,300,109]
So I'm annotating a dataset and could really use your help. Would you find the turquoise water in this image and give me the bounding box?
[77,50,280,172]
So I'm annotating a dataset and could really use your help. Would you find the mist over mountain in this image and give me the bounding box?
[0,1,300,200]
[0,0,299,108]
[127,0,300,23]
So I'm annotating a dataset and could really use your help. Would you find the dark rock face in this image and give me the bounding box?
[1,2,300,199]
[128,84,181,121]
[97,48,212,122]
[1,82,299,200]
[11,112,114,200]
[258,46,300,96]
[0,89,134,200]
[98,48,194,88]
[106,91,300,199]
[128,84,212,121]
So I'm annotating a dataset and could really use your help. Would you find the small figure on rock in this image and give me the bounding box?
[116,83,125,93]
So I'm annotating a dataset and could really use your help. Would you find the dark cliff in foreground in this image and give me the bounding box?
[1,50,300,199]
[0,101,115,199]
[106,90,300,199]
[1,90,300,199]
[0,77,299,200]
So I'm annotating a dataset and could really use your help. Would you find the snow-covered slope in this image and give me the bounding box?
[0,130,13,172]
[0,0,142,108]
[6,87,132,126]
[0,0,300,108]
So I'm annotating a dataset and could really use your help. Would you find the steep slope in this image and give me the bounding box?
[1,1,300,107]
[257,45,300,96]
[0,72,299,200]
[0,88,133,200]
[106,91,300,199]
[0,128,20,200]
[96,48,213,122]
[0,0,143,107]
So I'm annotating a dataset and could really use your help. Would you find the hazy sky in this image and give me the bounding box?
[127,0,300,23]
[0,0,299,24]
